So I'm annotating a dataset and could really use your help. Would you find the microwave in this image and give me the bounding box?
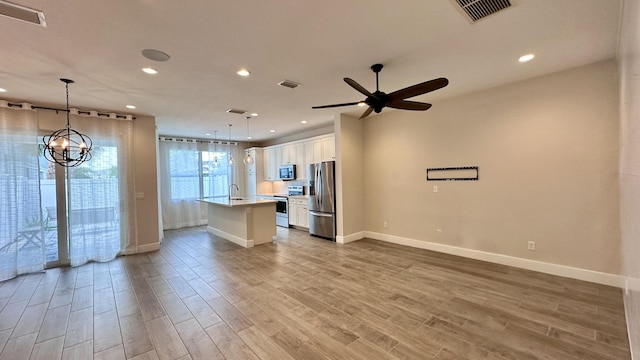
[278,164,296,181]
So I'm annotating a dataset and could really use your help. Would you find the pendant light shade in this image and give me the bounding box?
[42,78,93,167]
[211,130,220,168]
[227,124,233,166]
[242,116,254,166]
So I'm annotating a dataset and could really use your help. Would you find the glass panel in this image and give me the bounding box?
[203,151,229,199]
[0,134,45,280]
[169,149,199,200]
[39,154,59,263]
[67,144,121,265]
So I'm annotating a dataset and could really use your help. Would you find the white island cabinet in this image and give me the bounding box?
[199,198,276,248]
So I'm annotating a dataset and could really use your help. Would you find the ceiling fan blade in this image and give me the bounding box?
[389,77,449,100]
[359,107,374,119]
[344,78,376,98]
[387,100,432,111]
[312,101,361,109]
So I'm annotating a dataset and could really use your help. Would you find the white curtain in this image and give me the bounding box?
[64,112,135,266]
[0,102,45,281]
[158,138,238,230]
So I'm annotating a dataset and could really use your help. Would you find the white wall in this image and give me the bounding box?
[618,0,640,357]
[362,60,621,282]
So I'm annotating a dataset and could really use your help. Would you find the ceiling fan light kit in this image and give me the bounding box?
[312,63,448,119]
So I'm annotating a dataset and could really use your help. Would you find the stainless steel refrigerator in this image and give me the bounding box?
[308,161,336,240]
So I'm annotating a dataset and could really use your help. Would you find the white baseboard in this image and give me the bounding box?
[207,226,254,248]
[337,231,366,244]
[365,231,624,288]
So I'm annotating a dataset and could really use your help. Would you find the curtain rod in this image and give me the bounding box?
[158,136,238,146]
[5,101,136,120]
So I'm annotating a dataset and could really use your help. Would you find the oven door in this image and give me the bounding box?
[275,198,287,215]
[274,197,289,227]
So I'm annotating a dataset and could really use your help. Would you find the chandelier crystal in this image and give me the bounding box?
[42,78,92,167]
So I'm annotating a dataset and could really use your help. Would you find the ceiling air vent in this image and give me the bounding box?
[454,0,511,22]
[226,108,247,115]
[278,80,301,89]
[0,0,46,26]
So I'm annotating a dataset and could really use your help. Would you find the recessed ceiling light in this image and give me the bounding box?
[247,136,252,140]
[206,133,211,136]
[237,69,250,77]
[301,120,307,124]
[142,67,158,74]
[357,102,366,107]
[125,105,136,109]
[250,113,258,117]
[518,54,535,63]
[269,129,276,133]
[0,88,6,92]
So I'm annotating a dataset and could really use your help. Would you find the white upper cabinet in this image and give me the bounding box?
[280,144,295,165]
[244,148,263,196]
[243,147,263,174]
[292,142,304,180]
[321,136,335,162]
[262,134,334,181]
[263,147,277,181]
[304,139,323,166]
[304,135,335,165]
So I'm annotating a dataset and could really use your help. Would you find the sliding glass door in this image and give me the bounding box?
[38,136,125,267]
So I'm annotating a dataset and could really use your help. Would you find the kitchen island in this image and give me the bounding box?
[198,198,276,248]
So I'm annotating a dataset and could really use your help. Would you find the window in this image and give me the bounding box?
[202,151,230,198]
[158,139,238,230]
[168,149,231,200]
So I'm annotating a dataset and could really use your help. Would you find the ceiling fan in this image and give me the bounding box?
[313,64,448,119]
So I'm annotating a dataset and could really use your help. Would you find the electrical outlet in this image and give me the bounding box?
[383,221,388,228]
[527,241,536,251]
[433,185,438,193]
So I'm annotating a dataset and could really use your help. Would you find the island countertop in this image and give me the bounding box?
[198,198,276,208]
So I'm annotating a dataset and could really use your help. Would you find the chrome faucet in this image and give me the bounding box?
[228,184,239,200]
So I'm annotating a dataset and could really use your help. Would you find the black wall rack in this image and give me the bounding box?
[426,166,479,181]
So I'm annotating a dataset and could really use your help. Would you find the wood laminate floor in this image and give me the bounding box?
[0,226,631,360]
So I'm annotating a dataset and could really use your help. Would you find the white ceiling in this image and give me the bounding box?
[0,0,621,142]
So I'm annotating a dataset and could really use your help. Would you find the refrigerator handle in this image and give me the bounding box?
[315,165,321,209]
[310,211,332,217]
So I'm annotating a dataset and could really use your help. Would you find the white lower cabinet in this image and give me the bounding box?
[288,197,308,228]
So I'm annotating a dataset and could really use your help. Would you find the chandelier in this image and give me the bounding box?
[42,78,92,167]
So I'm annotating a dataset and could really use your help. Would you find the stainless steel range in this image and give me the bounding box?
[273,196,289,228]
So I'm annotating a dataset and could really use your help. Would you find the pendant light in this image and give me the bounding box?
[211,130,220,168]
[242,116,254,166]
[42,78,93,167]
[227,124,233,166]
